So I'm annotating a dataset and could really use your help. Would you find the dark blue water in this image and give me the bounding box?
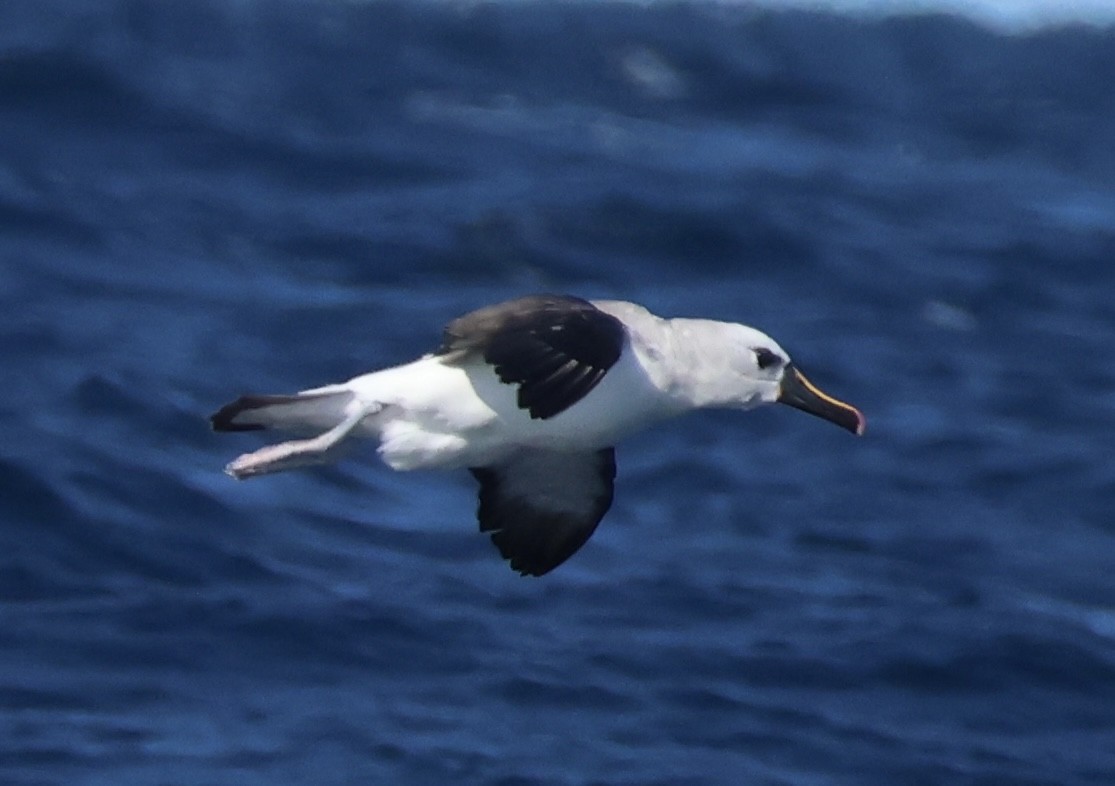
[4,1,1115,783]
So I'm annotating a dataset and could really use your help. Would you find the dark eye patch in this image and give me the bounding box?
[754,347,782,369]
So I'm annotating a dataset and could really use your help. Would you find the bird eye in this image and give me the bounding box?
[754,348,782,370]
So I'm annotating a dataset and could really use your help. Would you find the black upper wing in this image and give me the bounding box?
[470,447,616,576]
[438,294,626,420]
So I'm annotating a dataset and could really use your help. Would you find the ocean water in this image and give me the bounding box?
[3,1,1115,784]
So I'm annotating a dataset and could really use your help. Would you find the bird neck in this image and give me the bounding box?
[643,318,747,411]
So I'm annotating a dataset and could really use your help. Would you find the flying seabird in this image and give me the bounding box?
[211,294,864,576]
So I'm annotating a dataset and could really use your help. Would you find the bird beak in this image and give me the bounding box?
[777,364,865,435]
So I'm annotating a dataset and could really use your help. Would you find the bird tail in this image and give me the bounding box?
[209,389,356,434]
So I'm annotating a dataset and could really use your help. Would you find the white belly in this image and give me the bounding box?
[344,349,674,471]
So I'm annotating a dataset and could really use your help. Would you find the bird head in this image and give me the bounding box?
[718,325,865,436]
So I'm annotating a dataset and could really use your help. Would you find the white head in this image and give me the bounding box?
[669,319,865,435]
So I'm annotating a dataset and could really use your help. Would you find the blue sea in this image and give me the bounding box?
[4,1,1115,783]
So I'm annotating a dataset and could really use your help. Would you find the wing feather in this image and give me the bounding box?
[438,295,625,419]
[470,448,616,576]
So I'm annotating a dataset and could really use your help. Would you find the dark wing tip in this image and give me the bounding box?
[470,448,617,577]
[485,510,594,577]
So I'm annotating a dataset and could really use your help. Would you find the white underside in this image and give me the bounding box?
[307,343,680,472]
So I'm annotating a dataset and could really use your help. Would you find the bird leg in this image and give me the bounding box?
[225,404,377,479]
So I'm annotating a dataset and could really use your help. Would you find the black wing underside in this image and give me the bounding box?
[470,448,616,576]
[438,294,625,420]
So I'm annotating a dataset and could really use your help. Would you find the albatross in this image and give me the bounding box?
[211,294,864,576]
